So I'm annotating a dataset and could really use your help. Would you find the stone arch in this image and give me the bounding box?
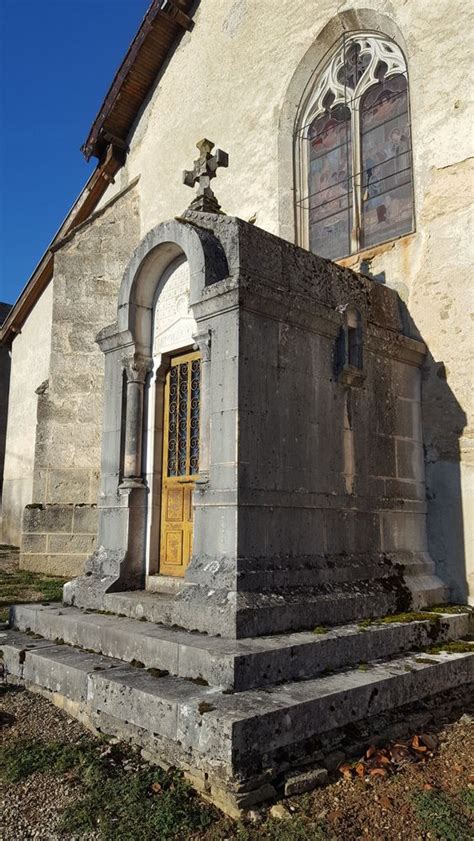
[277,9,408,245]
[117,218,228,354]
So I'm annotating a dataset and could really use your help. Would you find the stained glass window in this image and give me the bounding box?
[297,34,413,259]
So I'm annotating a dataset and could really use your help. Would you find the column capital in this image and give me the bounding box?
[122,354,153,384]
[193,328,212,362]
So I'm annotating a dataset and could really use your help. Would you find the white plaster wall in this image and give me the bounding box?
[1,283,53,545]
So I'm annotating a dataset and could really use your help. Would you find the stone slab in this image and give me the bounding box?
[9,602,472,691]
[2,628,471,782]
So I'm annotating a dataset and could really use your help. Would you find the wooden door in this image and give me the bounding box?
[159,351,201,576]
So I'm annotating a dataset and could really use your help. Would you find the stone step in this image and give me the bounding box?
[10,601,471,690]
[92,578,449,638]
[1,627,472,811]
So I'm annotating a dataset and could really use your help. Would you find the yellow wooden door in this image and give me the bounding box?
[159,351,201,577]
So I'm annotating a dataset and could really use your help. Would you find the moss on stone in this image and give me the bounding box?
[312,625,328,635]
[427,604,470,615]
[358,611,439,629]
[147,668,169,679]
[425,639,473,655]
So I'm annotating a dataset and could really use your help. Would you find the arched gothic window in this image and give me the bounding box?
[296,33,414,260]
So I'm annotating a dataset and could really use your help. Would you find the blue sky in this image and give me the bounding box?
[0,0,150,306]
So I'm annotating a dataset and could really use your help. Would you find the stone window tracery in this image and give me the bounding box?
[296,33,414,260]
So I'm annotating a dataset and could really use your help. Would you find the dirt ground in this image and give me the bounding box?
[1,683,473,840]
[1,547,473,839]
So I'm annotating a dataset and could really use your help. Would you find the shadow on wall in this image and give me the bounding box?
[422,352,468,603]
[348,269,467,601]
[400,300,468,603]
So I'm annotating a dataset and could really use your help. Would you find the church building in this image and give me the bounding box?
[1,0,472,813]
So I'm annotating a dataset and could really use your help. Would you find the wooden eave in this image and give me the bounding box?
[0,146,125,346]
[1,0,195,346]
[82,0,194,161]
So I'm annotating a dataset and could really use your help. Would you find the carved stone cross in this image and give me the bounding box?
[183,138,228,213]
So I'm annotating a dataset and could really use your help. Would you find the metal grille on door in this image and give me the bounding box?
[159,351,201,576]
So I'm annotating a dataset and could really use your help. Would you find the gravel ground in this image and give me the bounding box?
[1,549,472,839]
[1,682,473,840]
[0,687,100,841]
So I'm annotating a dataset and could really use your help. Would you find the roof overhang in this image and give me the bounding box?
[1,0,195,346]
[82,0,194,162]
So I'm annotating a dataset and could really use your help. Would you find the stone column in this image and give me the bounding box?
[193,328,212,481]
[121,355,153,488]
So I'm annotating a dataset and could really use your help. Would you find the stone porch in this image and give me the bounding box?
[3,212,472,814]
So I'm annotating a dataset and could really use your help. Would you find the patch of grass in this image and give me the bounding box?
[0,738,215,840]
[0,567,66,614]
[459,787,474,812]
[312,625,328,635]
[59,766,214,840]
[425,639,473,656]
[0,739,104,784]
[412,790,472,841]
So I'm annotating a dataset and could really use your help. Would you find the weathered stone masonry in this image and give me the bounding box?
[19,183,141,576]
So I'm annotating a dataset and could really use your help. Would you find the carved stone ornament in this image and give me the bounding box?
[122,355,153,384]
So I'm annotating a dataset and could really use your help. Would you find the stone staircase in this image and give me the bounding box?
[1,601,472,814]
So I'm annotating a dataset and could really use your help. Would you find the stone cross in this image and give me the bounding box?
[183,138,228,213]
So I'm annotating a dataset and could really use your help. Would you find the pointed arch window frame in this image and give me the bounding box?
[294,31,415,258]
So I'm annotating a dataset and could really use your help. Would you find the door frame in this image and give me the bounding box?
[159,349,201,577]
[144,345,200,580]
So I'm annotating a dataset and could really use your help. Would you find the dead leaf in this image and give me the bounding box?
[366,745,376,759]
[151,782,162,794]
[391,746,410,763]
[339,763,353,779]
[355,762,365,777]
[379,795,392,809]
[423,783,434,791]
[369,768,388,777]
[420,733,438,751]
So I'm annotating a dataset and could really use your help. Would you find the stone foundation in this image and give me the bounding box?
[20,503,98,577]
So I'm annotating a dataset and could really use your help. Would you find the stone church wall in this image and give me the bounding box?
[2,284,53,546]
[19,184,141,576]
[6,1,470,594]
[0,303,12,536]
[94,0,472,601]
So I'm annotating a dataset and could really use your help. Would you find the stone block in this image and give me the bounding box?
[396,439,425,482]
[22,504,73,534]
[47,533,96,554]
[284,767,328,795]
[72,505,99,534]
[24,645,122,702]
[384,479,425,502]
[395,398,422,442]
[21,533,47,553]
[90,669,218,742]
[19,553,87,577]
[368,434,396,478]
[381,511,428,553]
